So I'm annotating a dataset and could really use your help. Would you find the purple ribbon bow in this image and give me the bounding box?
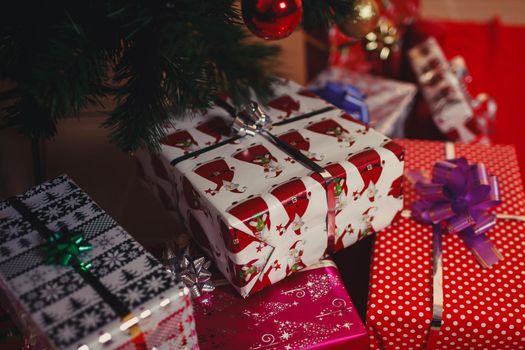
[410,157,503,267]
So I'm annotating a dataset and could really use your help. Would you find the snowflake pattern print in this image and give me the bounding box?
[0,175,197,349]
[194,262,368,350]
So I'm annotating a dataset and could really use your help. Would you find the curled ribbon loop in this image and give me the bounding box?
[410,157,503,267]
[42,230,93,271]
[232,101,271,137]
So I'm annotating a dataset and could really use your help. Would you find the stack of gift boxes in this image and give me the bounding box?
[142,78,405,349]
[2,37,524,350]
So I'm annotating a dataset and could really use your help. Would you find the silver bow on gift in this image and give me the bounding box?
[163,246,215,298]
[232,101,271,137]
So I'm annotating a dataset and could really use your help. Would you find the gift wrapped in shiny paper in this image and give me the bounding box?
[138,78,405,297]
[0,175,197,349]
[194,259,368,350]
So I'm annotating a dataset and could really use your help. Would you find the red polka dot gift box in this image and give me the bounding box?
[136,78,405,298]
[366,140,525,350]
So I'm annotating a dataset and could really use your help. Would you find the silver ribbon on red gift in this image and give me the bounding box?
[407,148,502,348]
[404,143,525,349]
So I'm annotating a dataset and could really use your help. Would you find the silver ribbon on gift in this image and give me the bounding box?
[170,100,340,255]
[163,246,215,298]
[402,142,525,350]
[231,101,339,254]
[232,101,271,136]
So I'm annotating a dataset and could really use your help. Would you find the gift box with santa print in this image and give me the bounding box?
[366,140,525,350]
[310,68,417,138]
[0,175,197,350]
[193,259,368,350]
[138,78,405,297]
[408,37,496,144]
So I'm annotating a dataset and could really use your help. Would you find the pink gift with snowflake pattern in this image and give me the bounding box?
[367,140,525,349]
[193,259,368,350]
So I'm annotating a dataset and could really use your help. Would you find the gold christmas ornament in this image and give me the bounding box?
[364,17,399,60]
[337,0,380,39]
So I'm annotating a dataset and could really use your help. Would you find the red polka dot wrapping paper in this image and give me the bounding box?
[366,139,525,350]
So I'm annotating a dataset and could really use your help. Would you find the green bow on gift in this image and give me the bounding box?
[42,230,93,271]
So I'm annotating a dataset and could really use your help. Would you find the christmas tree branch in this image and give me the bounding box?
[302,0,353,30]
[1,0,349,152]
[104,0,280,152]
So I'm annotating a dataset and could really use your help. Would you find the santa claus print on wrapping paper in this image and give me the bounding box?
[340,112,370,135]
[334,224,354,252]
[326,163,348,214]
[193,158,246,196]
[219,219,261,254]
[333,177,348,214]
[381,140,405,162]
[250,259,282,295]
[195,116,231,145]
[310,162,348,215]
[356,207,376,240]
[277,130,324,162]
[286,240,307,275]
[444,128,460,142]
[182,176,203,210]
[306,119,355,148]
[388,175,403,199]
[161,129,198,153]
[380,140,405,200]
[232,144,283,178]
[465,116,483,136]
[227,196,272,243]
[267,95,300,120]
[347,149,384,202]
[270,178,310,236]
[334,207,376,251]
[227,257,261,288]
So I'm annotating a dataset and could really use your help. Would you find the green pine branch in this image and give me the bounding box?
[0,0,351,152]
[302,0,354,30]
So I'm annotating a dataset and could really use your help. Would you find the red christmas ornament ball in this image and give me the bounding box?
[242,0,303,40]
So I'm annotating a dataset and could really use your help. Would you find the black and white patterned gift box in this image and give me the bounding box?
[0,175,197,350]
